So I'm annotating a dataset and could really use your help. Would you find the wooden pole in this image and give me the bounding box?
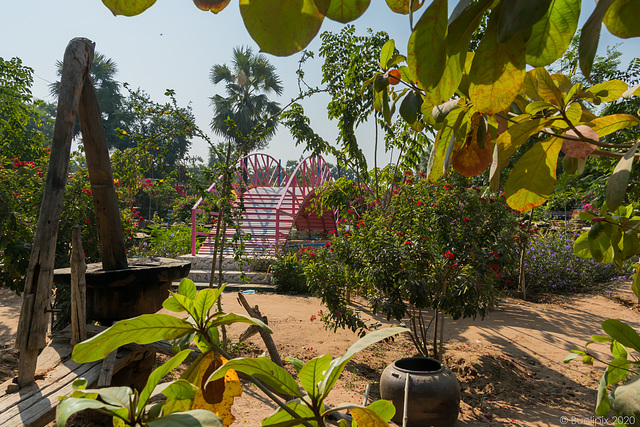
[236,292,283,368]
[16,38,95,388]
[70,227,87,346]
[78,73,128,271]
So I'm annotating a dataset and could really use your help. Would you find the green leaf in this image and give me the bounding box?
[609,376,640,417]
[72,314,194,363]
[592,334,615,344]
[165,292,196,318]
[325,0,370,23]
[525,0,581,67]
[588,222,614,263]
[602,319,640,353]
[208,357,302,398]
[595,371,611,416]
[525,101,557,115]
[582,355,594,366]
[380,40,395,70]
[531,67,565,108]
[179,278,197,300]
[385,0,424,15]
[591,114,640,138]
[285,356,305,374]
[365,400,396,422]
[607,141,640,211]
[574,231,591,258]
[239,0,325,57]
[579,0,614,78]
[101,0,156,16]
[587,80,629,103]
[147,410,224,426]
[194,288,223,324]
[209,312,273,332]
[407,0,448,90]
[564,352,580,363]
[611,341,629,360]
[138,349,192,413]
[56,398,123,427]
[427,106,468,182]
[633,264,640,299]
[399,91,421,124]
[607,357,631,385]
[71,386,134,408]
[318,327,409,399]
[469,12,526,115]
[495,116,558,169]
[497,0,553,43]
[603,0,640,38]
[261,400,316,426]
[505,137,562,212]
[162,379,198,401]
[349,407,388,426]
[299,354,331,398]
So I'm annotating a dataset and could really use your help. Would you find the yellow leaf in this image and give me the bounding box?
[591,114,640,138]
[191,352,242,427]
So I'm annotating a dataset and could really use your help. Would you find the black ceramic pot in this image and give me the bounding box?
[379,357,460,427]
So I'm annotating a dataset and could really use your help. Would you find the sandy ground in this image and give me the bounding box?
[1,280,639,426]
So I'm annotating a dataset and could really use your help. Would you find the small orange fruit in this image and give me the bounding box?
[388,69,401,85]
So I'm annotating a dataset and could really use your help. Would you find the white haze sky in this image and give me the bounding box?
[2,1,638,167]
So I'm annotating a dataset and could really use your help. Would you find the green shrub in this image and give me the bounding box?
[129,224,204,258]
[270,252,307,294]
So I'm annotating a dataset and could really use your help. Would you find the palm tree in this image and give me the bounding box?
[49,52,124,149]
[209,46,283,156]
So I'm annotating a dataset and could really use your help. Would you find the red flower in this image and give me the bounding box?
[418,172,426,179]
[463,217,470,223]
[416,200,425,206]
[404,170,412,176]
[404,240,412,246]
[84,219,91,225]
[392,190,399,195]
[444,184,453,190]
[445,252,455,260]
[43,148,50,153]
[396,231,404,236]
[451,264,457,269]
[347,209,354,214]
[492,250,499,259]
[490,264,499,272]
[405,178,413,184]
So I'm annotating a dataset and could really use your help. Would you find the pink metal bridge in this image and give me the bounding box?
[191,154,336,256]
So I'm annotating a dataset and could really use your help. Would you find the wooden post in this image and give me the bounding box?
[78,71,128,271]
[16,38,95,388]
[70,227,87,346]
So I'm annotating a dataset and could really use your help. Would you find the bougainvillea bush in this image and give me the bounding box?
[303,173,523,358]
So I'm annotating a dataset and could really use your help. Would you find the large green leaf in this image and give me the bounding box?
[72,314,194,362]
[497,0,553,43]
[610,376,640,417]
[525,0,581,67]
[209,312,273,332]
[164,292,196,318]
[574,231,591,259]
[407,0,448,90]
[363,400,396,422]
[193,288,223,324]
[531,67,565,108]
[385,0,424,15]
[69,386,133,408]
[602,319,640,353]
[505,137,562,212]
[179,278,197,300]
[596,371,611,416]
[591,114,640,137]
[633,264,640,299]
[318,327,409,399]
[207,357,302,397]
[299,354,331,398]
[147,410,224,426]
[607,357,631,385]
[325,0,370,23]
[380,40,395,70]
[138,349,192,413]
[588,222,614,263]
[56,398,123,427]
[427,106,468,182]
[606,141,640,211]
[162,379,198,401]
[469,12,526,115]
[603,0,640,38]
[101,0,156,16]
[421,0,491,106]
[587,80,628,103]
[496,117,559,169]
[239,0,325,57]
[262,400,316,426]
[579,0,614,78]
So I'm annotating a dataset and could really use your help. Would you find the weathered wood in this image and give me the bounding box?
[236,292,283,367]
[97,350,117,387]
[70,227,87,346]
[78,75,128,271]
[16,38,95,388]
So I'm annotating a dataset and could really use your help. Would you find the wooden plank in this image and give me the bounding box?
[70,227,87,346]
[97,350,117,386]
[16,38,96,388]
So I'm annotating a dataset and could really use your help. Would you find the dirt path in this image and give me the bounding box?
[1,281,638,426]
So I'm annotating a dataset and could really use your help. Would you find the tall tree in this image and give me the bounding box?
[50,52,125,149]
[209,46,283,156]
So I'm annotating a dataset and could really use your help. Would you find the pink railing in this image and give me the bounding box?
[191,153,287,255]
[275,155,333,245]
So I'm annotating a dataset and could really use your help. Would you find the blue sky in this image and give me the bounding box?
[2,1,638,167]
